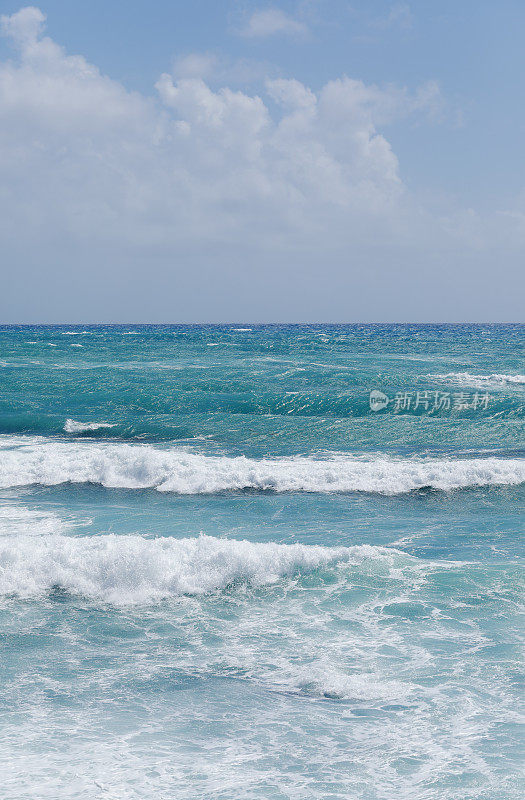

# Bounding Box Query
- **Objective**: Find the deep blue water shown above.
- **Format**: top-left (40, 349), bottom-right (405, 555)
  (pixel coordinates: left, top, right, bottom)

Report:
top-left (0, 324), bottom-right (523, 799)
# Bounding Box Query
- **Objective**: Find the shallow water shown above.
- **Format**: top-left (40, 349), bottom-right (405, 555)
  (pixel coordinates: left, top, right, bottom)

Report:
top-left (0, 324), bottom-right (523, 799)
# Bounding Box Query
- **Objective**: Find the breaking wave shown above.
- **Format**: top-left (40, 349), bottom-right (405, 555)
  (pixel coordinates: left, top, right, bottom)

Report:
top-left (0, 533), bottom-right (401, 603)
top-left (0, 438), bottom-right (524, 494)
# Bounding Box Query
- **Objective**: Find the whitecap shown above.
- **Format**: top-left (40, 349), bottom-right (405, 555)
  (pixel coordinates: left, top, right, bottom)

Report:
top-left (430, 372), bottom-right (525, 388)
top-left (0, 438), bottom-right (523, 494)
top-left (63, 419), bottom-right (116, 434)
top-left (0, 533), bottom-right (402, 603)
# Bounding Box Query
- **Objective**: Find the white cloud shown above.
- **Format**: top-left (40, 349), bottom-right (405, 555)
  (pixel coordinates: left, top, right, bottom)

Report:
top-left (239, 8), bottom-right (307, 38)
top-left (172, 51), bottom-right (274, 88)
top-left (172, 52), bottom-right (219, 80)
top-left (373, 3), bottom-right (414, 31)
top-left (0, 7), bottom-right (522, 321)
top-left (1, 4), bottom-right (45, 44)
top-left (0, 5), bottom-right (417, 252)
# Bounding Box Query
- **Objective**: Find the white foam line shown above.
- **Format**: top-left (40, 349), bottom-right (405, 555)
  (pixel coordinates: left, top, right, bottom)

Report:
top-left (430, 372), bottom-right (525, 387)
top-left (0, 438), bottom-right (523, 494)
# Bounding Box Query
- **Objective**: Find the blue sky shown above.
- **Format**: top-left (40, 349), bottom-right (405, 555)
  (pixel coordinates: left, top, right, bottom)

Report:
top-left (0, 1), bottom-right (523, 321)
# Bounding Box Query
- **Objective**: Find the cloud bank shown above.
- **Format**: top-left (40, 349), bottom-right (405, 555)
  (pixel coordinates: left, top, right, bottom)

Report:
top-left (0, 7), bottom-right (522, 321)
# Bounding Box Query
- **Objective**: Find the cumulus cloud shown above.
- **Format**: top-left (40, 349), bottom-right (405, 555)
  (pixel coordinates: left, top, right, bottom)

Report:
top-left (239, 8), bottom-right (307, 38)
top-left (0, 7), bottom-right (522, 322)
top-left (0, 5), bottom-right (419, 251)
top-left (1, 4), bottom-right (45, 43)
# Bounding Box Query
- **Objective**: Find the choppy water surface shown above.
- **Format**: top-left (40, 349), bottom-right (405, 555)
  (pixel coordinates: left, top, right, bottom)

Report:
top-left (0, 324), bottom-right (523, 799)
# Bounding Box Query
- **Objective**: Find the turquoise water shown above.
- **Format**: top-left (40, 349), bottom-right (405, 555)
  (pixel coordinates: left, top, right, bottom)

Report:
top-left (0, 324), bottom-right (523, 799)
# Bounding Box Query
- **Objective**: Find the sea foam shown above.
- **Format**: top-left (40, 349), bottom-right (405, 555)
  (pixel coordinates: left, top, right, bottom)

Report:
top-left (0, 505), bottom-right (76, 537)
top-left (0, 534), bottom-right (395, 603)
top-left (430, 372), bottom-right (525, 388)
top-left (0, 439), bottom-right (524, 494)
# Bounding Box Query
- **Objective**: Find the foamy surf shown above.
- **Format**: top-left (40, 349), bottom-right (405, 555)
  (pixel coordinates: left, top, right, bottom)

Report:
top-left (0, 438), bottom-right (524, 494)
top-left (0, 505), bottom-right (80, 537)
top-left (0, 324), bottom-right (522, 800)
top-left (430, 372), bottom-right (525, 388)
top-left (0, 533), bottom-right (401, 603)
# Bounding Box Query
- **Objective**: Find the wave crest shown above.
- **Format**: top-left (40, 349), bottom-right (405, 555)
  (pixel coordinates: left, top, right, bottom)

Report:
top-left (0, 534), bottom-right (398, 603)
top-left (0, 439), bottom-right (524, 494)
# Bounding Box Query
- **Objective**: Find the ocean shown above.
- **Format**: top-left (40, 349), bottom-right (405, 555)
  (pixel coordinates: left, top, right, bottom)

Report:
top-left (0, 323), bottom-right (523, 799)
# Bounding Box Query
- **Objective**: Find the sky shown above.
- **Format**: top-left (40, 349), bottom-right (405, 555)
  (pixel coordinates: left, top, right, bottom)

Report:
top-left (0, 0), bottom-right (523, 322)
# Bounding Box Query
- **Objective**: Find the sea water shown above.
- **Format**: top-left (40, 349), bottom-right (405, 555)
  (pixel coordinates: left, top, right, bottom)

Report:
top-left (0, 324), bottom-right (523, 799)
